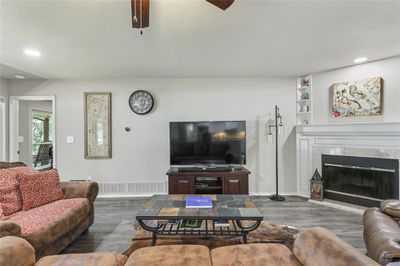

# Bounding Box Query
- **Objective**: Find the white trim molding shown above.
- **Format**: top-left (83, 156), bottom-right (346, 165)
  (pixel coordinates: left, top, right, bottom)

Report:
top-left (297, 122), bottom-right (400, 137)
top-left (296, 122), bottom-right (400, 198)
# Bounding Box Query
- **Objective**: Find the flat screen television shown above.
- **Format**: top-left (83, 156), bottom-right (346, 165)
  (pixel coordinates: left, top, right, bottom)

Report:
top-left (170, 121), bottom-right (246, 165)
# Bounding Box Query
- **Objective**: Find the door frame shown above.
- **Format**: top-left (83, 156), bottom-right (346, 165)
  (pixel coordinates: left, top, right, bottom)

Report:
top-left (0, 96), bottom-right (5, 161)
top-left (9, 95), bottom-right (56, 167)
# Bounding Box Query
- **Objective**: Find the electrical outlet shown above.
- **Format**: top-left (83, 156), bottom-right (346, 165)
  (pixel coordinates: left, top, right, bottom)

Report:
top-left (87, 176), bottom-right (92, 181)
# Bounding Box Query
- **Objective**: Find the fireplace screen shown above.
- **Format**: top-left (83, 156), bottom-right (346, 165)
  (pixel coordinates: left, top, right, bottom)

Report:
top-left (322, 155), bottom-right (399, 207)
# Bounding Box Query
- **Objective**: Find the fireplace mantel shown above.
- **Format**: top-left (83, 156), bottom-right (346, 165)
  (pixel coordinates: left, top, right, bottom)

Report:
top-left (297, 122), bottom-right (400, 136)
top-left (296, 122), bottom-right (400, 198)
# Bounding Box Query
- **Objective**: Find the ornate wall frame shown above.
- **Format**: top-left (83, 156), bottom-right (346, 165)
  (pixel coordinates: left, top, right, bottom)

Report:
top-left (84, 92), bottom-right (112, 159)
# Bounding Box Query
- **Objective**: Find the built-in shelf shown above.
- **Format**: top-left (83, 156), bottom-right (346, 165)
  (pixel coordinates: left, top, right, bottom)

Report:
top-left (296, 75), bottom-right (312, 125)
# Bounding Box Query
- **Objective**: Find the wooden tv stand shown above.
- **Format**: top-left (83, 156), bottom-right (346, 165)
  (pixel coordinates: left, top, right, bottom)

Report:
top-left (167, 167), bottom-right (250, 195)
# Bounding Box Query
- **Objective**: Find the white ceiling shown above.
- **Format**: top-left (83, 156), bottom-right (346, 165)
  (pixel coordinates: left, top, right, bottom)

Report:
top-left (0, 0), bottom-right (399, 79)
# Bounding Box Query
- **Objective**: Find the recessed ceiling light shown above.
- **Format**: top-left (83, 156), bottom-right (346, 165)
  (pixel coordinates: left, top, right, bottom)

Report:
top-left (14, 74), bottom-right (26, 79)
top-left (353, 57), bottom-right (368, 64)
top-left (24, 49), bottom-right (41, 57)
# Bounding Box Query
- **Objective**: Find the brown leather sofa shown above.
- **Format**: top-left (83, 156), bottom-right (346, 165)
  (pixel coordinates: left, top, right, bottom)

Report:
top-left (363, 200), bottom-right (400, 265)
top-left (0, 227), bottom-right (378, 266)
top-left (0, 162), bottom-right (99, 259)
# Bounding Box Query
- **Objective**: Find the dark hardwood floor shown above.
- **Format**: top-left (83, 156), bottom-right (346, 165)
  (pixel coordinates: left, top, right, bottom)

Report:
top-left (62, 196), bottom-right (365, 254)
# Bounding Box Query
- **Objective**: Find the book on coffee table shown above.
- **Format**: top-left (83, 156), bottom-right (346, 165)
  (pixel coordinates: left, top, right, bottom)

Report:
top-left (181, 219), bottom-right (203, 229)
top-left (214, 220), bottom-right (230, 227)
top-left (185, 196), bottom-right (213, 208)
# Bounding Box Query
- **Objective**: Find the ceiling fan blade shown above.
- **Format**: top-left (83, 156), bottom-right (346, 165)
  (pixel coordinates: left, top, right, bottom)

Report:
top-left (206, 0), bottom-right (234, 10)
top-left (131, 0), bottom-right (150, 28)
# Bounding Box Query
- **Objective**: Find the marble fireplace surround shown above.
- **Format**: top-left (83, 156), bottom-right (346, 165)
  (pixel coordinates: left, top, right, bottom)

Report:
top-left (296, 122), bottom-right (400, 201)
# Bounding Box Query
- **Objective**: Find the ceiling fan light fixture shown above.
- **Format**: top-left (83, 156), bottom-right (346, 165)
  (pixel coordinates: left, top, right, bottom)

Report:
top-left (14, 74), bottom-right (26, 79)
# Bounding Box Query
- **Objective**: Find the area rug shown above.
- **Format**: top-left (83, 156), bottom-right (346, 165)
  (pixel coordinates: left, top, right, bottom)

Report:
top-left (123, 221), bottom-right (299, 256)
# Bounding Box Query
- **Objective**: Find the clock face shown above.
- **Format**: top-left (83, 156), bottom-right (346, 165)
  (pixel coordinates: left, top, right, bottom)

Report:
top-left (129, 90), bottom-right (154, 115)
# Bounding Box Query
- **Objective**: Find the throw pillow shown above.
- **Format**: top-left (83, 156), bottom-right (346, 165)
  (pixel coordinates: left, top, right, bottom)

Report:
top-left (17, 169), bottom-right (65, 210)
top-left (0, 169), bottom-right (23, 216)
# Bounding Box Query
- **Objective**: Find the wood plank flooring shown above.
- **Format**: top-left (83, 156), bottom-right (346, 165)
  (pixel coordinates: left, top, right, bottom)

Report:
top-left (62, 196), bottom-right (365, 254)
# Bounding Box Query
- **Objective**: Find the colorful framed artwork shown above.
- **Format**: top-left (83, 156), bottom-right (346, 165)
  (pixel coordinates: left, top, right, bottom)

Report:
top-left (332, 77), bottom-right (382, 117)
top-left (84, 92), bottom-right (112, 159)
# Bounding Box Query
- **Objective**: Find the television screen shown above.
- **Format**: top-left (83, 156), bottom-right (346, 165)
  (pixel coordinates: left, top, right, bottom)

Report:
top-left (169, 121), bottom-right (246, 165)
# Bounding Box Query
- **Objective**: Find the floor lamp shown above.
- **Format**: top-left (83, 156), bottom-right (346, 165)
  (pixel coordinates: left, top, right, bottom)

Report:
top-left (266, 105), bottom-right (285, 201)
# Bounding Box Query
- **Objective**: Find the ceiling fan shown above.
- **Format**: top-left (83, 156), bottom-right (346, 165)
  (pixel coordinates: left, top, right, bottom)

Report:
top-left (131, 0), bottom-right (235, 34)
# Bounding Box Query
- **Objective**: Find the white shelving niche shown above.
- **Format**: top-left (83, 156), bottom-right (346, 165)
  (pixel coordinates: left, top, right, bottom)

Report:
top-left (296, 75), bottom-right (313, 125)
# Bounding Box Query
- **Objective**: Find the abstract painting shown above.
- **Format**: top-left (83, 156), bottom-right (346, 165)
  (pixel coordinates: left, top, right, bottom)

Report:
top-left (332, 77), bottom-right (382, 117)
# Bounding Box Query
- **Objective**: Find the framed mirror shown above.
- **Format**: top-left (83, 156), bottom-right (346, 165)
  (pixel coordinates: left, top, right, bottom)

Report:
top-left (84, 92), bottom-right (112, 159)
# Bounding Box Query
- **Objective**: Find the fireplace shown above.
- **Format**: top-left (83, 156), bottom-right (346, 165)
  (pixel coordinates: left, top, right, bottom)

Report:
top-left (322, 154), bottom-right (399, 207)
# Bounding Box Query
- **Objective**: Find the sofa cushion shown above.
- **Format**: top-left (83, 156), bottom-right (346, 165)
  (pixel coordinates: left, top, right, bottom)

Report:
top-left (125, 245), bottom-right (212, 266)
top-left (7, 166), bottom-right (39, 175)
top-left (0, 161), bottom-right (26, 169)
top-left (36, 253), bottom-right (127, 266)
top-left (0, 169), bottom-right (23, 216)
top-left (18, 169), bottom-right (64, 210)
top-left (211, 243), bottom-right (301, 266)
top-left (381, 200), bottom-right (400, 219)
top-left (4, 198), bottom-right (90, 248)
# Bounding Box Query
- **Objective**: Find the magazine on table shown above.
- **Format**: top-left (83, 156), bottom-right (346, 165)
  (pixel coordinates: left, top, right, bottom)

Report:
top-left (185, 196), bottom-right (213, 208)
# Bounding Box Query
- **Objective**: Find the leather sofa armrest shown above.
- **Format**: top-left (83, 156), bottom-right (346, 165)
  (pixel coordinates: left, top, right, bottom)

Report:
top-left (363, 207), bottom-right (400, 265)
top-left (61, 181), bottom-right (99, 203)
top-left (293, 227), bottom-right (379, 266)
top-left (0, 236), bottom-right (35, 266)
top-left (0, 221), bottom-right (22, 238)
top-left (61, 181), bottom-right (99, 225)
top-left (381, 200), bottom-right (400, 219)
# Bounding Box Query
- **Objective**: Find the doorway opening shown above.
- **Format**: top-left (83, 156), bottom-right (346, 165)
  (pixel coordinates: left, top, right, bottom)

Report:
top-left (32, 109), bottom-right (53, 170)
top-left (9, 96), bottom-right (56, 170)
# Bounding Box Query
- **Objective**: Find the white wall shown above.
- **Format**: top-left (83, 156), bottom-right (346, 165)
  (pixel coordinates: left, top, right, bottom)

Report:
top-left (0, 78), bottom-right (9, 160)
top-left (312, 56), bottom-right (400, 124)
top-left (8, 78), bottom-right (297, 194)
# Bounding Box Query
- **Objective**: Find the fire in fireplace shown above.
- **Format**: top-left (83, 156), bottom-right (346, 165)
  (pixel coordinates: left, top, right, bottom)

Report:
top-left (322, 154), bottom-right (399, 207)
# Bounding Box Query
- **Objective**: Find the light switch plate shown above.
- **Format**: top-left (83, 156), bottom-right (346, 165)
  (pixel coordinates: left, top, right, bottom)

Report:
top-left (66, 136), bottom-right (74, 144)
top-left (17, 136), bottom-right (24, 143)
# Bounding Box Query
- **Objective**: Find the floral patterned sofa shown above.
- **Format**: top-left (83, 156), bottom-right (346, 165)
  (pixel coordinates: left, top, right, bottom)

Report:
top-left (0, 162), bottom-right (99, 259)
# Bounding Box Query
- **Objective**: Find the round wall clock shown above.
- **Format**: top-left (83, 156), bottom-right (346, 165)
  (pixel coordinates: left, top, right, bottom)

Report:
top-left (129, 90), bottom-right (154, 115)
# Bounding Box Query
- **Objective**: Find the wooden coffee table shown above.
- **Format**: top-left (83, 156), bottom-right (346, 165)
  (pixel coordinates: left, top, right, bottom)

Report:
top-left (136, 194), bottom-right (263, 246)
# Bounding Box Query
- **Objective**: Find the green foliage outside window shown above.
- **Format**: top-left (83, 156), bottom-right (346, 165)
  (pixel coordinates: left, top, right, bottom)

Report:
top-left (32, 118), bottom-right (44, 155)
top-left (32, 117), bottom-right (52, 155)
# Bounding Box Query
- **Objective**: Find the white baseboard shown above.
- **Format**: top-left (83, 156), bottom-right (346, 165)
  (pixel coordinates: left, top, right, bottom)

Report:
top-left (98, 193), bottom-right (167, 198)
top-left (249, 192), bottom-right (298, 196)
